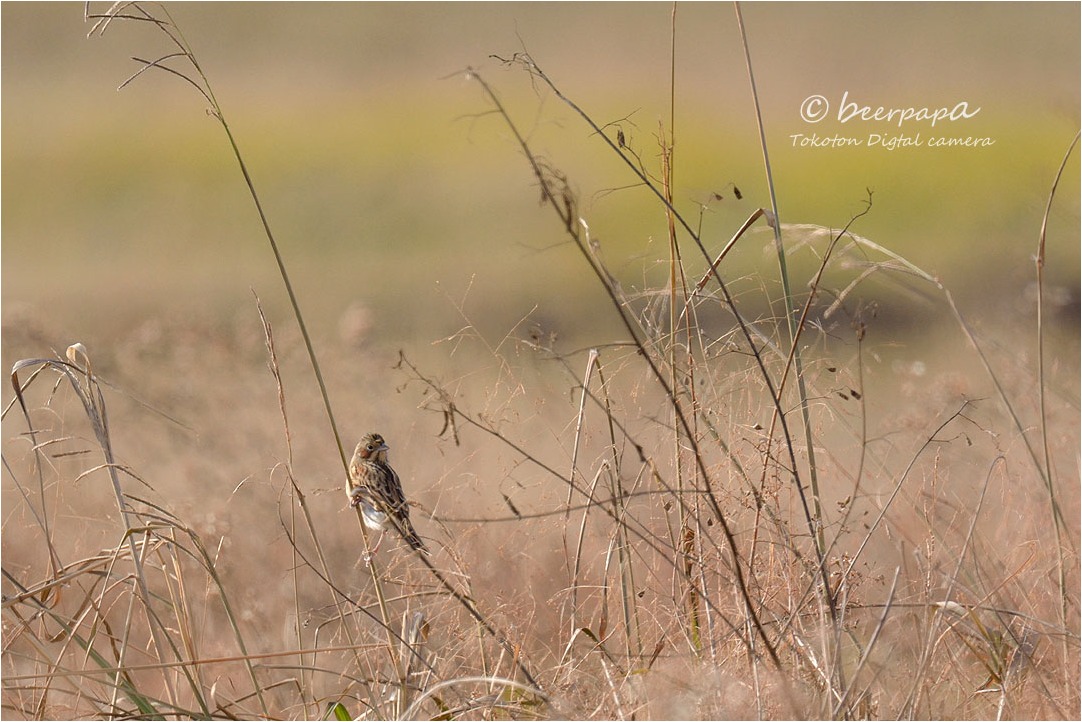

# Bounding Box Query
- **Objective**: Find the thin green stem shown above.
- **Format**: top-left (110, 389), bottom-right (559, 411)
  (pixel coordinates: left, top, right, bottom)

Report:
top-left (1032, 129), bottom-right (1079, 704)
top-left (733, 0), bottom-right (830, 608)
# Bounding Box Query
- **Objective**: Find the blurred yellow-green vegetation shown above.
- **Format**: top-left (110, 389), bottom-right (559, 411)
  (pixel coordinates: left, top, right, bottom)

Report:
top-left (2, 2), bottom-right (1079, 350)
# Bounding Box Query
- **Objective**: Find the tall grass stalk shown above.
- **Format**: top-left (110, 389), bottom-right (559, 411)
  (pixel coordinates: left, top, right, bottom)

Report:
top-left (1034, 131), bottom-right (1080, 697)
top-left (87, 5), bottom-right (412, 712)
top-left (85, 0), bottom-right (546, 709)
top-left (483, 44), bottom-right (836, 646)
top-left (464, 62), bottom-right (783, 669)
top-left (733, 1), bottom-right (836, 639)
top-left (9, 347), bottom-right (270, 717)
top-left (254, 293), bottom-right (376, 716)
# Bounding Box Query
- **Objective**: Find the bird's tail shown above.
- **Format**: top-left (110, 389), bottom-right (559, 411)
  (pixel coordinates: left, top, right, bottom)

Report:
top-left (395, 517), bottom-right (429, 554)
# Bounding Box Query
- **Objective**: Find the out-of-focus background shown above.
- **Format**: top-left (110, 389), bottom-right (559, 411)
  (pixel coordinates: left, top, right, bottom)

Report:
top-left (3, 2), bottom-right (1079, 349)
top-left (2, 4), bottom-right (1079, 718)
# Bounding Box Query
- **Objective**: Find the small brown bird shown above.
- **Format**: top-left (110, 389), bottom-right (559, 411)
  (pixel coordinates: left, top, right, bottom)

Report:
top-left (348, 432), bottom-right (427, 554)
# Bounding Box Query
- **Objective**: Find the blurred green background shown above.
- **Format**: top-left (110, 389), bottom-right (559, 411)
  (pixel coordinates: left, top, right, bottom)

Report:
top-left (3, 1), bottom-right (1079, 352)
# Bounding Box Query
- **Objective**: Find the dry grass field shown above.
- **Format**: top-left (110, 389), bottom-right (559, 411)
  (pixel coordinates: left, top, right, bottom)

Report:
top-left (2, 3), bottom-right (1079, 720)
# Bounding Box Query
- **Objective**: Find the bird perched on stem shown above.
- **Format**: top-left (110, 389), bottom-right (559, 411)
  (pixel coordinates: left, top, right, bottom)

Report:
top-left (348, 432), bottom-right (427, 554)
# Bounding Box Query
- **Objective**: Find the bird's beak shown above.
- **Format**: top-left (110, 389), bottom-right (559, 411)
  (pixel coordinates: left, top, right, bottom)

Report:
top-left (379, 443), bottom-right (390, 452)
